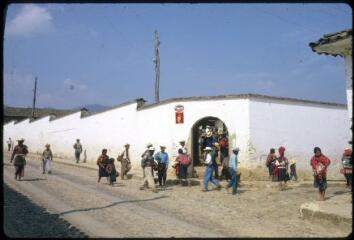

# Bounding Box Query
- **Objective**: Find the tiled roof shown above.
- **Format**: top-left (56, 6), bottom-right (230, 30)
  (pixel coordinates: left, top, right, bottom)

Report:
top-left (4, 106), bottom-right (76, 118)
top-left (309, 29), bottom-right (352, 57)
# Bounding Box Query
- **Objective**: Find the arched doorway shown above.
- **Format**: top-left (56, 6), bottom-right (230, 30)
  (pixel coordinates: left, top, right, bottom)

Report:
top-left (191, 116), bottom-right (229, 166)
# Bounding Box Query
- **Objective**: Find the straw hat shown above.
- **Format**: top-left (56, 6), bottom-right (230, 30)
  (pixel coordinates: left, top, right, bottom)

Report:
top-left (45, 144), bottom-right (50, 147)
top-left (148, 146), bottom-right (155, 151)
top-left (204, 147), bottom-right (213, 151)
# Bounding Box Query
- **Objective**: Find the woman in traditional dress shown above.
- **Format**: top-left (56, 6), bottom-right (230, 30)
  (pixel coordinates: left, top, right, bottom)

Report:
top-left (106, 158), bottom-right (117, 186)
top-left (277, 146), bottom-right (289, 190)
top-left (96, 149), bottom-right (109, 183)
top-left (10, 139), bottom-right (28, 181)
top-left (310, 147), bottom-right (331, 201)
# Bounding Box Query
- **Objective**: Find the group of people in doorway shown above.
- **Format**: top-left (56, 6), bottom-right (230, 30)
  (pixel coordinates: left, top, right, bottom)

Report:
top-left (8, 137), bottom-right (352, 201)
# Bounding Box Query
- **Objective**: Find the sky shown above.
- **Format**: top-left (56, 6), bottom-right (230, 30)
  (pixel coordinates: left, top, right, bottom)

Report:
top-left (3, 3), bottom-right (352, 109)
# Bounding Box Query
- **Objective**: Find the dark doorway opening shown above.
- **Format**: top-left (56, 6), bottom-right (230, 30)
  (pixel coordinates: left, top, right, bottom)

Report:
top-left (191, 117), bottom-right (229, 166)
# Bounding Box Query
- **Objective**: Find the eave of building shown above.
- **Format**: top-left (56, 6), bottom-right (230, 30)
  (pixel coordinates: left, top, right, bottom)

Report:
top-left (138, 93), bottom-right (347, 111)
top-left (309, 29), bottom-right (352, 57)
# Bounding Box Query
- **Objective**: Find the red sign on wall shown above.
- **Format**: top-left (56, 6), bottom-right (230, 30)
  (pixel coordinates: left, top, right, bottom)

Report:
top-left (175, 105), bottom-right (184, 124)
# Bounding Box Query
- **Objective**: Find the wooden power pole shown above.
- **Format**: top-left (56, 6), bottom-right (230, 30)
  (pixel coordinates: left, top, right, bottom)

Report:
top-left (153, 30), bottom-right (160, 103)
top-left (31, 77), bottom-right (37, 119)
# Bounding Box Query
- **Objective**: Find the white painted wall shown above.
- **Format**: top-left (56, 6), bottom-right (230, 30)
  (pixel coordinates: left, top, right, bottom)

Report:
top-left (3, 99), bottom-right (251, 171)
top-left (248, 98), bottom-right (350, 179)
top-left (3, 96), bottom-right (349, 179)
top-left (345, 54), bottom-right (352, 140)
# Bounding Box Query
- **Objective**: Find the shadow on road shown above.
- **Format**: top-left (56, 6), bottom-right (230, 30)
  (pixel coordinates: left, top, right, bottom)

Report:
top-left (58, 195), bottom-right (169, 216)
top-left (19, 178), bottom-right (47, 182)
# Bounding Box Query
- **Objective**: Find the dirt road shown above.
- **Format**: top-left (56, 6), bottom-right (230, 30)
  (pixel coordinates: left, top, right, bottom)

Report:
top-left (3, 154), bottom-right (352, 238)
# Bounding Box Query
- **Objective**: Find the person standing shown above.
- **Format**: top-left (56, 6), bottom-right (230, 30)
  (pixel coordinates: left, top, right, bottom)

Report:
top-left (96, 149), bottom-right (109, 183)
top-left (311, 147), bottom-right (331, 201)
top-left (289, 159), bottom-right (298, 181)
top-left (42, 144), bottom-right (53, 174)
top-left (106, 158), bottom-right (117, 186)
top-left (117, 143), bottom-right (132, 180)
top-left (218, 134), bottom-right (228, 165)
top-left (341, 148), bottom-right (352, 188)
top-left (154, 145), bottom-right (169, 187)
top-left (212, 143), bottom-right (220, 180)
top-left (266, 148), bottom-right (276, 180)
top-left (10, 139), bottom-right (28, 181)
top-left (141, 143), bottom-right (153, 178)
top-left (203, 147), bottom-right (221, 192)
top-left (73, 139), bottom-right (83, 164)
top-left (7, 138), bottom-right (13, 151)
top-left (175, 148), bottom-right (192, 185)
top-left (177, 140), bottom-right (188, 154)
top-left (140, 146), bottom-right (158, 193)
top-left (277, 146), bottom-right (289, 190)
top-left (226, 147), bottom-right (240, 195)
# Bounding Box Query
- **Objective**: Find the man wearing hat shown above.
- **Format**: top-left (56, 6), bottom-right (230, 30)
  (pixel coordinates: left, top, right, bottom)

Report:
top-left (203, 146), bottom-right (221, 192)
top-left (117, 143), bottom-right (131, 180)
top-left (141, 143), bottom-right (154, 178)
top-left (11, 139), bottom-right (28, 181)
top-left (154, 145), bottom-right (170, 187)
top-left (226, 147), bottom-right (240, 195)
top-left (7, 137), bottom-right (13, 151)
top-left (140, 146), bottom-right (158, 193)
top-left (177, 140), bottom-right (188, 155)
top-left (73, 139), bottom-right (83, 164)
top-left (42, 144), bottom-right (53, 174)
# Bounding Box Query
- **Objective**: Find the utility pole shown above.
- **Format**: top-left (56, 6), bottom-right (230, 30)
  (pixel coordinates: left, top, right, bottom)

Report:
top-left (31, 77), bottom-right (37, 119)
top-left (153, 30), bottom-right (160, 103)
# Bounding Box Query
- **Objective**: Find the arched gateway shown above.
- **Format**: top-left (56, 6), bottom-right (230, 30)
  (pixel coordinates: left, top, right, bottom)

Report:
top-left (191, 116), bottom-right (229, 166)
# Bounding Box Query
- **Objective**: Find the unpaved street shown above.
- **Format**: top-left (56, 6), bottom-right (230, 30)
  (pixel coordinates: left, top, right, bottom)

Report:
top-left (3, 153), bottom-right (352, 238)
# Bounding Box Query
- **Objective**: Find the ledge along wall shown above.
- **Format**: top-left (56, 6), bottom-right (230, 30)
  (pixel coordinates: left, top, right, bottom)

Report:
top-left (3, 96), bottom-right (349, 179)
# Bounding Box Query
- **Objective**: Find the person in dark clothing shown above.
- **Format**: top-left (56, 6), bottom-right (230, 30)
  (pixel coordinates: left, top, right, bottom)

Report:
top-left (11, 139), bottom-right (28, 181)
top-left (97, 149), bottom-right (109, 183)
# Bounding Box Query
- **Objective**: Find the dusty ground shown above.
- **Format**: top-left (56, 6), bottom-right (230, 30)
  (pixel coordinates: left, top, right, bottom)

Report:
top-left (3, 153), bottom-right (352, 238)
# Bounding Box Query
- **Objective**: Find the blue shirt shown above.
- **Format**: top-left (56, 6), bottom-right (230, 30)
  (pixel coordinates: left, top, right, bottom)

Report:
top-left (154, 152), bottom-right (169, 165)
top-left (229, 153), bottom-right (238, 170)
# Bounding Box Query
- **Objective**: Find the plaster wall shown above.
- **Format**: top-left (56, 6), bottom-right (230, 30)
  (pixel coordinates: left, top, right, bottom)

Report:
top-left (248, 99), bottom-right (350, 179)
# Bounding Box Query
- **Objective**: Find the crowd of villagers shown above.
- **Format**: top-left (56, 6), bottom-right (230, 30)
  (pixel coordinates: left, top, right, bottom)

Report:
top-left (8, 135), bottom-right (352, 200)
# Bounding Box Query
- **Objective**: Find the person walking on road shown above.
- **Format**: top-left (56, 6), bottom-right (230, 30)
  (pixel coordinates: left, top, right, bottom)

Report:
top-left (97, 149), bottom-right (109, 183)
top-left (311, 147), bottom-right (331, 201)
top-left (73, 139), bottom-right (83, 163)
top-left (203, 147), bottom-right (221, 192)
top-left (7, 138), bottom-right (13, 151)
top-left (10, 138), bottom-right (28, 181)
top-left (154, 145), bottom-right (170, 187)
top-left (42, 144), bottom-right (53, 174)
top-left (140, 146), bottom-right (158, 193)
top-left (226, 147), bottom-right (240, 195)
top-left (117, 143), bottom-right (132, 180)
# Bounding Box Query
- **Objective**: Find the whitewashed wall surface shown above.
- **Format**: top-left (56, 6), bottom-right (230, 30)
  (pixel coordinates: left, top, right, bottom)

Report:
top-left (3, 95), bottom-right (349, 179)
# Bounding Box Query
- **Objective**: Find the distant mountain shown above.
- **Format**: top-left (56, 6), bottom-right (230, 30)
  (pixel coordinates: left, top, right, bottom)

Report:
top-left (74, 104), bottom-right (111, 112)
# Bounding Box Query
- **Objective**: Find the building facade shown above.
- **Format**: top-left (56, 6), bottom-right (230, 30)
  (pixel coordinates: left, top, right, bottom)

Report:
top-left (3, 93), bottom-right (349, 179)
